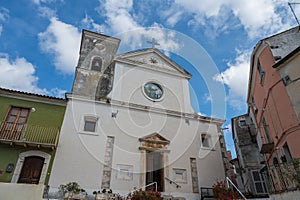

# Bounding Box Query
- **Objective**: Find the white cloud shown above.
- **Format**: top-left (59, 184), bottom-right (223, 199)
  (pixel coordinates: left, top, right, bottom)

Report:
top-left (0, 53), bottom-right (67, 97)
top-left (171, 0), bottom-right (294, 39)
top-left (175, 0), bottom-right (230, 18)
top-left (0, 7), bottom-right (9, 36)
top-left (230, 0), bottom-right (290, 39)
top-left (214, 51), bottom-right (250, 111)
top-left (32, 0), bottom-right (58, 5)
top-left (0, 54), bottom-right (45, 94)
top-left (37, 6), bottom-right (56, 18)
top-left (38, 17), bottom-right (81, 74)
top-left (98, 0), bottom-right (181, 52)
top-left (48, 88), bottom-right (67, 98)
top-left (81, 14), bottom-right (105, 33)
top-left (0, 7), bottom-right (9, 21)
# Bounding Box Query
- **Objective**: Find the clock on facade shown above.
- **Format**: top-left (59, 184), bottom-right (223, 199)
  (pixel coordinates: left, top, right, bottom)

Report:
top-left (143, 82), bottom-right (163, 100)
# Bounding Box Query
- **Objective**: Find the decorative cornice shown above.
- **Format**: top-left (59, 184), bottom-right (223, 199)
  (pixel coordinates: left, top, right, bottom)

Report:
top-left (114, 57), bottom-right (191, 79)
top-left (66, 94), bottom-right (225, 124)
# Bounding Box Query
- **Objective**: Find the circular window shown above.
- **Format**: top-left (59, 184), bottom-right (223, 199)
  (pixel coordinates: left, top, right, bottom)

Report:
top-left (143, 82), bottom-right (163, 100)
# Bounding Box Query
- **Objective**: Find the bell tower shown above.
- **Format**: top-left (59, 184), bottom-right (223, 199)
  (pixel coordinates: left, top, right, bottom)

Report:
top-left (72, 30), bottom-right (120, 99)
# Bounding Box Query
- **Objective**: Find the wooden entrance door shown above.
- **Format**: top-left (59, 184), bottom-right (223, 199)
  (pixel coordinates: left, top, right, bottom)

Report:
top-left (18, 156), bottom-right (45, 184)
top-left (146, 151), bottom-right (164, 191)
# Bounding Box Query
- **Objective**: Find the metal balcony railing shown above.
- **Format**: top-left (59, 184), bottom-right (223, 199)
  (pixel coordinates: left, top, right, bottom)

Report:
top-left (266, 159), bottom-right (300, 193)
top-left (0, 121), bottom-right (60, 149)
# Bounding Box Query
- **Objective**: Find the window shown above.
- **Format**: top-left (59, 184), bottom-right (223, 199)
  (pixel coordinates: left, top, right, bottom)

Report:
top-left (252, 97), bottom-right (258, 113)
top-left (282, 75), bottom-right (291, 86)
top-left (84, 120), bottom-right (96, 132)
top-left (283, 142), bottom-right (292, 162)
top-left (91, 57), bottom-right (103, 71)
top-left (173, 168), bottom-right (187, 183)
top-left (262, 117), bottom-right (272, 143)
top-left (201, 134), bottom-right (211, 148)
top-left (252, 170), bottom-right (267, 194)
top-left (239, 119), bottom-right (247, 127)
top-left (82, 116), bottom-right (98, 133)
top-left (116, 164), bottom-right (133, 180)
top-left (257, 61), bottom-right (265, 86)
top-left (1, 106), bottom-right (30, 140)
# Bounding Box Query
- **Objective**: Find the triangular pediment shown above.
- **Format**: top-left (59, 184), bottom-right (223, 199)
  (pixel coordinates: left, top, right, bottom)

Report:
top-left (116, 48), bottom-right (191, 79)
top-left (139, 133), bottom-right (170, 144)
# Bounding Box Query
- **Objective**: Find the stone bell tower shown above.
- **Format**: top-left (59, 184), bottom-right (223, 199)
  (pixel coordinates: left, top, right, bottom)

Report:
top-left (72, 30), bottom-right (120, 99)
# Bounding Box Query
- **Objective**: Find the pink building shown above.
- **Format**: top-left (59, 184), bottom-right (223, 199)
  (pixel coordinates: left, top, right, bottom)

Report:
top-left (247, 26), bottom-right (300, 192)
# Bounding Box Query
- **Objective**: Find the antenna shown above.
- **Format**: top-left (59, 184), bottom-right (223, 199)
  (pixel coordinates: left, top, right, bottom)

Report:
top-left (288, 2), bottom-right (300, 27)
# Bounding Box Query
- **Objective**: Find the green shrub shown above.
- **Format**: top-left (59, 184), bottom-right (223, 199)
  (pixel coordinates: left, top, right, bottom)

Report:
top-left (128, 190), bottom-right (163, 200)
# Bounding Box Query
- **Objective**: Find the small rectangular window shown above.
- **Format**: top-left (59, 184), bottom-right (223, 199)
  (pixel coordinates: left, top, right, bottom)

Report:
top-left (262, 117), bottom-right (272, 143)
top-left (201, 134), bottom-right (211, 148)
top-left (82, 116), bottom-right (98, 133)
top-left (252, 97), bottom-right (258, 113)
top-left (283, 142), bottom-right (292, 162)
top-left (84, 120), bottom-right (96, 132)
top-left (282, 75), bottom-right (291, 86)
top-left (239, 119), bottom-right (247, 127)
top-left (257, 61), bottom-right (265, 86)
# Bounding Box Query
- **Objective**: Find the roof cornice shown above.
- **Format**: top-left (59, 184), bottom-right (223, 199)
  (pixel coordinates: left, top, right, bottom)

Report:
top-left (66, 94), bottom-right (225, 125)
top-left (0, 88), bottom-right (66, 106)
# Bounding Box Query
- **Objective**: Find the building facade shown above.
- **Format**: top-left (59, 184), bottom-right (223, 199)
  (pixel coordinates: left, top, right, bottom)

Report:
top-left (0, 88), bottom-right (66, 200)
top-left (247, 26), bottom-right (300, 193)
top-left (48, 30), bottom-right (227, 199)
top-left (232, 114), bottom-right (268, 196)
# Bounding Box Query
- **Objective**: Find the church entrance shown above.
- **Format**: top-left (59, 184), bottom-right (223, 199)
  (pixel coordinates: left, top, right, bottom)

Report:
top-left (146, 151), bottom-right (164, 192)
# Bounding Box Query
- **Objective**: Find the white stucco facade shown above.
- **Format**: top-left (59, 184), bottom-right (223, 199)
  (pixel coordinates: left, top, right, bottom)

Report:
top-left (49, 31), bottom-right (225, 199)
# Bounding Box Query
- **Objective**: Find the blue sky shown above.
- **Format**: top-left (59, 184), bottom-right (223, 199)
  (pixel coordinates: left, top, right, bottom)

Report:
top-left (0, 0), bottom-right (299, 157)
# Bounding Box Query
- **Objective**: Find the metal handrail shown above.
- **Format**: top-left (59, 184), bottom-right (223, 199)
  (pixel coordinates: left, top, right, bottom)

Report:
top-left (226, 176), bottom-right (247, 200)
top-left (165, 177), bottom-right (181, 188)
top-left (144, 182), bottom-right (157, 192)
top-left (132, 182), bottom-right (158, 192)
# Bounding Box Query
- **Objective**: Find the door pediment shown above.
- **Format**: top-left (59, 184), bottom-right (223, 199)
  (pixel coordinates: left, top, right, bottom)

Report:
top-left (139, 133), bottom-right (169, 151)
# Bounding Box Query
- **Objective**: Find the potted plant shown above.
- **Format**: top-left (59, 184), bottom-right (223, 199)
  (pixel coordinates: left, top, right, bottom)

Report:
top-left (93, 189), bottom-right (114, 200)
top-left (59, 182), bottom-right (87, 200)
top-left (212, 180), bottom-right (240, 200)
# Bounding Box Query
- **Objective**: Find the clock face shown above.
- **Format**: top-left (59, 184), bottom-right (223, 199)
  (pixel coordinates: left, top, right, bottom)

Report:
top-left (143, 82), bottom-right (163, 100)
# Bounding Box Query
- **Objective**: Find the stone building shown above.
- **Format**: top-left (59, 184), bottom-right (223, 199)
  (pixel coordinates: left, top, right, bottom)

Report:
top-left (232, 114), bottom-right (268, 196)
top-left (48, 30), bottom-right (227, 199)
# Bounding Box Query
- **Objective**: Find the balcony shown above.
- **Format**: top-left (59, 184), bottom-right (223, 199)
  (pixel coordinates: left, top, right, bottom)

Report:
top-left (260, 137), bottom-right (274, 154)
top-left (0, 121), bottom-right (60, 149)
top-left (266, 159), bottom-right (300, 193)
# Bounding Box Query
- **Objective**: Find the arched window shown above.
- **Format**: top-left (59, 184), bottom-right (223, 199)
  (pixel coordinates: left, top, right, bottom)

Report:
top-left (91, 57), bottom-right (103, 72)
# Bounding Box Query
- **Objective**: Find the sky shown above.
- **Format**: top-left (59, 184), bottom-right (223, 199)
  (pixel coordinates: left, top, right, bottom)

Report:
top-left (0, 0), bottom-right (299, 158)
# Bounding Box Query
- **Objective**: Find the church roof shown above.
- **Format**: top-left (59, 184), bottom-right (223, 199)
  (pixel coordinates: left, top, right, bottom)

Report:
top-left (115, 48), bottom-right (192, 79)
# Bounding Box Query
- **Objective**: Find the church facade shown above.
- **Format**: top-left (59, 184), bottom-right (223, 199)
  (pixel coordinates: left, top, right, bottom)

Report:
top-left (49, 30), bottom-right (226, 199)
